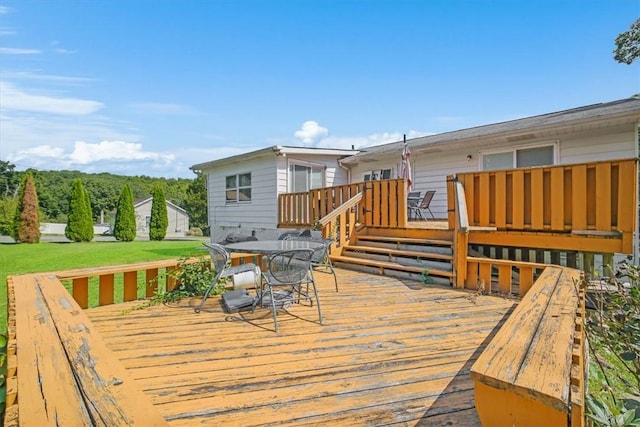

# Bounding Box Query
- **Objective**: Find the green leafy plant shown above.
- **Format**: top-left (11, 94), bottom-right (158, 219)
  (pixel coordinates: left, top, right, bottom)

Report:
top-left (122, 256), bottom-right (226, 313)
top-left (420, 265), bottom-right (434, 285)
top-left (587, 391), bottom-right (640, 427)
top-left (0, 333), bottom-right (7, 423)
top-left (586, 261), bottom-right (640, 426)
top-left (113, 183), bottom-right (136, 241)
top-left (149, 184), bottom-right (168, 241)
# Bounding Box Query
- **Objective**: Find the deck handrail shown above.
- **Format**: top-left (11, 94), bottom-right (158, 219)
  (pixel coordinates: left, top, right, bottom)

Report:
top-left (317, 192), bottom-right (363, 228)
top-left (456, 157), bottom-right (638, 253)
top-left (470, 266), bottom-right (587, 426)
top-left (278, 178), bottom-right (412, 229)
top-left (6, 273), bottom-right (170, 426)
top-left (449, 176), bottom-right (470, 288)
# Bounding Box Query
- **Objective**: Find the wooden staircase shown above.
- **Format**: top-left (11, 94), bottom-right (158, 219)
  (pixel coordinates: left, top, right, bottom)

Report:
top-left (330, 228), bottom-right (455, 286)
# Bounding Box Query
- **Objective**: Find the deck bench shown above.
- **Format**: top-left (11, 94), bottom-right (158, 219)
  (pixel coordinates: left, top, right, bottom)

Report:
top-left (470, 266), bottom-right (586, 426)
top-left (8, 274), bottom-right (168, 426)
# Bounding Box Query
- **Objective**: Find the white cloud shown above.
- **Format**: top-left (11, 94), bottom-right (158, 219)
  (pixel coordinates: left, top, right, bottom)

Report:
top-left (16, 145), bottom-right (66, 158)
top-left (294, 120), bottom-right (329, 145)
top-left (0, 47), bottom-right (41, 55)
top-left (69, 140), bottom-right (174, 164)
top-left (0, 81), bottom-right (103, 115)
top-left (127, 102), bottom-right (199, 115)
top-left (1, 71), bottom-right (96, 84)
top-left (7, 140), bottom-right (178, 176)
top-left (313, 129), bottom-right (429, 150)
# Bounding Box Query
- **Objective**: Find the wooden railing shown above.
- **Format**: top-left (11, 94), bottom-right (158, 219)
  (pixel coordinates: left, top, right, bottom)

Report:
top-left (279, 181), bottom-right (367, 228)
top-left (6, 273), bottom-right (170, 426)
top-left (455, 158), bottom-right (638, 253)
top-left (470, 266), bottom-right (587, 426)
top-left (315, 193), bottom-right (362, 255)
top-left (4, 253), bottom-right (259, 426)
top-left (449, 176), bottom-right (470, 288)
top-left (278, 179), bottom-right (411, 229)
top-left (6, 252), bottom-right (586, 426)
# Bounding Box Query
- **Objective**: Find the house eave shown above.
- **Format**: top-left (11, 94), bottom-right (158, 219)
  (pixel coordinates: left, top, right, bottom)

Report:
top-left (340, 97), bottom-right (640, 166)
top-left (191, 146), bottom-right (360, 171)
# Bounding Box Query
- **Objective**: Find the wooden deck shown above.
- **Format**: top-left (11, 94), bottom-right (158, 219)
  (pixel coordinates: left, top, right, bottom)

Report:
top-left (86, 268), bottom-right (516, 426)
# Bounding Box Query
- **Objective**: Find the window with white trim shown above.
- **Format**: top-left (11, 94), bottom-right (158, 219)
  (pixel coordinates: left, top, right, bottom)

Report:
top-left (289, 163), bottom-right (325, 192)
top-left (225, 173), bottom-right (252, 203)
top-left (482, 144), bottom-right (556, 171)
top-left (364, 168), bottom-right (392, 181)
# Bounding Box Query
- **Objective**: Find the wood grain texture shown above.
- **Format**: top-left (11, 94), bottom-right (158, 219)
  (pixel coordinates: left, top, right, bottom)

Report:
top-left (13, 274), bottom-right (169, 426)
top-left (470, 266), bottom-right (583, 425)
top-left (86, 268), bottom-right (515, 426)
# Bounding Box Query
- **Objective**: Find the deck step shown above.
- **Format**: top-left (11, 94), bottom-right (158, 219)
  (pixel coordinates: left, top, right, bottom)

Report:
top-left (332, 230), bottom-right (456, 285)
top-left (331, 255), bottom-right (454, 278)
top-left (344, 245), bottom-right (453, 262)
top-left (356, 235), bottom-right (453, 247)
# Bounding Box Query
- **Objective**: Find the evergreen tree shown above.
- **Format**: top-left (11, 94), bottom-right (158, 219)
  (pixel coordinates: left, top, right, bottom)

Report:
top-left (183, 171), bottom-right (208, 235)
top-left (0, 197), bottom-right (18, 237)
top-left (12, 174), bottom-right (40, 243)
top-left (113, 183), bottom-right (137, 241)
top-left (65, 179), bottom-right (94, 242)
top-left (149, 185), bottom-right (168, 241)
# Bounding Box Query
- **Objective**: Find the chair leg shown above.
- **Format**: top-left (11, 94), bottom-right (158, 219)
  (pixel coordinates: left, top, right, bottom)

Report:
top-left (194, 276), bottom-right (221, 313)
top-left (308, 270), bottom-right (323, 325)
top-left (267, 286), bottom-right (279, 333)
top-left (327, 264), bottom-right (339, 292)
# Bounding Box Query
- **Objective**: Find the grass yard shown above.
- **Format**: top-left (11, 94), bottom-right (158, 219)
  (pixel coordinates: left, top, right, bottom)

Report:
top-left (0, 238), bottom-right (209, 334)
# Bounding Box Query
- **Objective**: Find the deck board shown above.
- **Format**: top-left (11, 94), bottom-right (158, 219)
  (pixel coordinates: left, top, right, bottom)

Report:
top-left (87, 268), bottom-right (515, 426)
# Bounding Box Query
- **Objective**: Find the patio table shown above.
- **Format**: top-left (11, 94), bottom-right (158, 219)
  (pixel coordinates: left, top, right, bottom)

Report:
top-left (224, 239), bottom-right (323, 255)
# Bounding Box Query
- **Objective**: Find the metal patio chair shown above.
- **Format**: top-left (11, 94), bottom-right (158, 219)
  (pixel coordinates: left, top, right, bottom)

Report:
top-left (194, 242), bottom-right (259, 313)
top-left (258, 248), bottom-right (323, 332)
top-left (407, 191), bottom-right (421, 220)
top-left (285, 233), bottom-right (339, 292)
top-left (409, 190), bottom-right (436, 220)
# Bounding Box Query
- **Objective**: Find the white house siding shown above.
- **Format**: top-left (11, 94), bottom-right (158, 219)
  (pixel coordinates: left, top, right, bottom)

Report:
top-left (206, 156), bottom-right (278, 242)
top-left (350, 153), bottom-right (474, 219)
top-left (348, 123), bottom-right (639, 219)
top-left (205, 153), bottom-right (353, 242)
top-left (559, 125), bottom-right (638, 164)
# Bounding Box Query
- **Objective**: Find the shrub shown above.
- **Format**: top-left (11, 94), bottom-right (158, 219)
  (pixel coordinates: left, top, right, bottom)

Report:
top-left (65, 179), bottom-right (93, 242)
top-left (149, 185), bottom-right (168, 241)
top-left (113, 183), bottom-right (136, 241)
top-left (12, 174), bottom-right (40, 243)
top-left (122, 256), bottom-right (225, 313)
top-left (187, 227), bottom-right (203, 237)
top-left (586, 261), bottom-right (640, 426)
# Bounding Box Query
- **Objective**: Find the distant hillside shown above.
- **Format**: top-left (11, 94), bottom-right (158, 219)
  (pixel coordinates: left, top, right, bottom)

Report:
top-left (1, 167), bottom-right (207, 233)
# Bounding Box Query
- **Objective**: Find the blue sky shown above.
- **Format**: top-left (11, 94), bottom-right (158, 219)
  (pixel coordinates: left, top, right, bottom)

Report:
top-left (1, 1), bottom-right (638, 179)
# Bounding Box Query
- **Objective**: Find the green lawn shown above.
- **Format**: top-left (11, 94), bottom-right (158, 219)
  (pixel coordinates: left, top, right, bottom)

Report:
top-left (0, 239), bottom-right (209, 333)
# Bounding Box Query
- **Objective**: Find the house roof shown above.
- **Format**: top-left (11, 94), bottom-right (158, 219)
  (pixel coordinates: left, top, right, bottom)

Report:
top-left (190, 146), bottom-right (360, 171)
top-left (340, 97), bottom-right (640, 165)
top-left (134, 197), bottom-right (189, 215)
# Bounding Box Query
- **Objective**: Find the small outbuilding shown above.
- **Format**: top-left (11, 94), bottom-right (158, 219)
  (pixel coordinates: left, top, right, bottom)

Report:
top-left (134, 197), bottom-right (190, 238)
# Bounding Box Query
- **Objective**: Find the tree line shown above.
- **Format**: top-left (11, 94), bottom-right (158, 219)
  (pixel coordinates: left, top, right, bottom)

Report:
top-left (11, 173), bottom-right (174, 243)
top-left (0, 160), bottom-right (209, 238)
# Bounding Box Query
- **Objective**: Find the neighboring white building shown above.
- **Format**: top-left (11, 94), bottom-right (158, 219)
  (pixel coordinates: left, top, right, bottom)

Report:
top-left (193, 97), bottom-right (640, 244)
top-left (191, 146), bottom-right (359, 242)
top-left (134, 197), bottom-right (190, 238)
